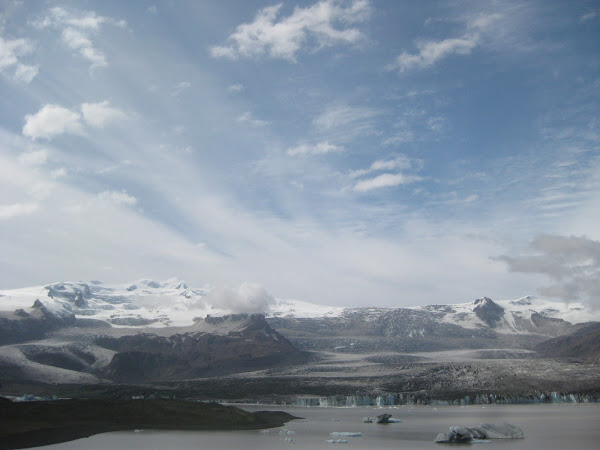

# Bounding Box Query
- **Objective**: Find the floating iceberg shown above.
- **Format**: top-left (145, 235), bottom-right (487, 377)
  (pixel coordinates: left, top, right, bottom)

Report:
top-left (376, 413), bottom-right (392, 423)
top-left (326, 439), bottom-right (348, 444)
top-left (435, 422), bottom-right (524, 443)
top-left (330, 432), bottom-right (362, 437)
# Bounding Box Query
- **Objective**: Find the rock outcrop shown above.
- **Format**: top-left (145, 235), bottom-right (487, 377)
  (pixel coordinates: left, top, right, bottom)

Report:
top-left (99, 314), bottom-right (307, 382)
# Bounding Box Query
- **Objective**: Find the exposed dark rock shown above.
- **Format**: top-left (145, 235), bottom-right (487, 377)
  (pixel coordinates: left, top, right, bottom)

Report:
top-left (98, 314), bottom-right (307, 382)
top-left (74, 293), bottom-right (88, 308)
top-left (14, 309), bottom-right (29, 318)
top-left (0, 302), bottom-right (75, 346)
top-left (473, 297), bottom-right (504, 327)
top-left (46, 283), bottom-right (92, 302)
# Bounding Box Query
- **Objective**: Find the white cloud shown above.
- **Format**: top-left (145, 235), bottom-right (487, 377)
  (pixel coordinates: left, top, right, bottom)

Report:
top-left (312, 104), bottom-right (380, 143)
top-left (22, 101), bottom-right (125, 140)
top-left (428, 116), bottom-right (446, 133)
top-left (33, 6), bottom-right (126, 69)
top-left (313, 104), bottom-right (379, 130)
top-left (287, 141), bottom-right (343, 156)
top-left (237, 111), bottom-right (269, 127)
top-left (18, 149), bottom-right (48, 166)
top-left (580, 10), bottom-right (597, 23)
top-left (171, 81), bottom-right (191, 97)
top-left (97, 190), bottom-right (137, 207)
top-left (0, 203), bottom-right (38, 220)
top-left (390, 36), bottom-right (478, 73)
top-left (350, 155), bottom-right (419, 178)
top-left (227, 83), bottom-right (244, 93)
top-left (13, 63), bottom-right (39, 83)
top-left (353, 173), bottom-right (422, 192)
top-left (496, 235), bottom-right (600, 308)
top-left (61, 27), bottom-right (106, 68)
top-left (22, 104), bottom-right (83, 140)
top-left (51, 168), bottom-right (67, 179)
top-left (0, 35), bottom-right (38, 83)
top-left (147, 5), bottom-right (158, 15)
top-left (81, 101), bottom-right (127, 127)
top-left (204, 283), bottom-right (275, 314)
top-left (210, 0), bottom-right (371, 62)
top-left (388, 13), bottom-right (501, 73)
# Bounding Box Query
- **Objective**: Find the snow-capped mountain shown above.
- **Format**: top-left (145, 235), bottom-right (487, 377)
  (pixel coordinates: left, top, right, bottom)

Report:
top-left (0, 279), bottom-right (597, 333)
top-left (1, 279), bottom-right (599, 390)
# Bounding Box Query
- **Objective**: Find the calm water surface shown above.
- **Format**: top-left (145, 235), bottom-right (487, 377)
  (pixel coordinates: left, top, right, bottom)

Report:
top-left (44, 403), bottom-right (600, 449)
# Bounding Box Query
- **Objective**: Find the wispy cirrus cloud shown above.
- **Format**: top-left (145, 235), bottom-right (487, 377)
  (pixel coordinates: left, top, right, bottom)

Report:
top-left (0, 35), bottom-right (38, 83)
top-left (353, 172), bottom-right (422, 192)
top-left (350, 155), bottom-right (418, 178)
top-left (312, 103), bottom-right (381, 143)
top-left (171, 81), bottom-right (191, 97)
top-left (237, 111), bottom-right (269, 127)
top-left (32, 6), bottom-right (126, 69)
top-left (287, 141), bottom-right (343, 156)
top-left (210, 0), bottom-right (371, 62)
top-left (388, 13), bottom-right (501, 73)
top-left (579, 10), bottom-right (598, 23)
top-left (98, 190), bottom-right (137, 207)
top-left (351, 155), bottom-right (423, 192)
top-left (227, 83), bottom-right (244, 93)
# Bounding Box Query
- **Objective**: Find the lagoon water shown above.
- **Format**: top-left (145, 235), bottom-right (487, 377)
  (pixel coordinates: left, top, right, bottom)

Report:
top-left (44, 404), bottom-right (600, 449)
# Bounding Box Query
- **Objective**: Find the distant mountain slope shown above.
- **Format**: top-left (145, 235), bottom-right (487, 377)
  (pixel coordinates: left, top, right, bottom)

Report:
top-left (99, 314), bottom-right (306, 382)
top-left (535, 322), bottom-right (600, 363)
top-left (1, 279), bottom-right (599, 386)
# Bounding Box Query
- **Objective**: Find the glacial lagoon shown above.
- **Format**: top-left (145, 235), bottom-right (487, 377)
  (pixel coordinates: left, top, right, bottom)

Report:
top-left (44, 403), bottom-right (600, 449)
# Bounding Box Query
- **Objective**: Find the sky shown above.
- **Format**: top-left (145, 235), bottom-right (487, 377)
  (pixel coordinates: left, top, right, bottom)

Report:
top-left (1, 0), bottom-right (599, 308)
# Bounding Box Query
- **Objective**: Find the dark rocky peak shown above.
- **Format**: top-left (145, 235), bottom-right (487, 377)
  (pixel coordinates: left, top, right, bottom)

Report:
top-left (473, 297), bottom-right (505, 327)
top-left (74, 293), bottom-right (88, 308)
top-left (32, 299), bottom-right (45, 309)
top-left (474, 297), bottom-right (494, 306)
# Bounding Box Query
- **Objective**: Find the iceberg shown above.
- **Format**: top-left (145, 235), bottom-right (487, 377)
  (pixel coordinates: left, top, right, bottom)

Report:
top-left (435, 422), bottom-right (524, 443)
top-left (330, 432), bottom-right (362, 437)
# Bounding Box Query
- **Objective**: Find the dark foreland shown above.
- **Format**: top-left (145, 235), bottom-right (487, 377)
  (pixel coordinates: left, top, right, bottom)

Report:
top-left (0, 398), bottom-right (298, 450)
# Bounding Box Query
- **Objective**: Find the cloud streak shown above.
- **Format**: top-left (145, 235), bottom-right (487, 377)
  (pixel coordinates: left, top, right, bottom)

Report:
top-left (388, 13), bottom-right (500, 73)
top-left (353, 173), bottom-right (422, 192)
top-left (287, 141), bottom-right (343, 156)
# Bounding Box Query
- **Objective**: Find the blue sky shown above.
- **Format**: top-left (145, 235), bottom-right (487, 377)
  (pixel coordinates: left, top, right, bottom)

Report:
top-left (1, 0), bottom-right (599, 307)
